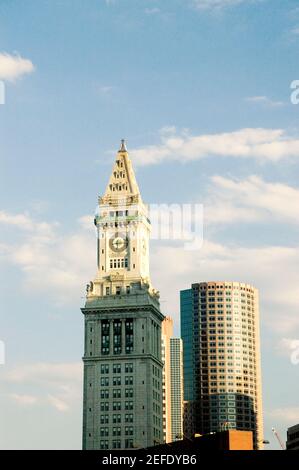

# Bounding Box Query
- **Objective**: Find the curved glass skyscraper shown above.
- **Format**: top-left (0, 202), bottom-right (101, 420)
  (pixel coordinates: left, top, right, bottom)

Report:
top-left (181, 281), bottom-right (263, 449)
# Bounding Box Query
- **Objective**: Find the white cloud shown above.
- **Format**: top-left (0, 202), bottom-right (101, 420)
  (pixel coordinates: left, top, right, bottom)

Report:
top-left (151, 241), bottom-right (299, 334)
top-left (131, 128), bottom-right (299, 166)
top-left (205, 175), bottom-right (299, 226)
top-left (0, 211), bottom-right (58, 238)
top-left (0, 210), bottom-right (94, 304)
top-left (160, 125), bottom-right (177, 135)
top-left (0, 53), bottom-right (35, 82)
top-left (1, 202), bottom-right (299, 338)
top-left (98, 85), bottom-right (114, 95)
top-left (4, 362), bottom-right (82, 414)
top-left (7, 362), bottom-right (82, 384)
top-left (1, 361), bottom-right (82, 448)
top-left (267, 407), bottom-right (299, 424)
top-left (145, 8), bottom-right (161, 15)
top-left (192, 0), bottom-right (250, 10)
top-left (78, 214), bottom-right (95, 230)
top-left (10, 394), bottom-right (38, 406)
top-left (245, 95), bottom-right (284, 107)
top-left (276, 338), bottom-right (299, 357)
top-left (47, 394), bottom-right (70, 412)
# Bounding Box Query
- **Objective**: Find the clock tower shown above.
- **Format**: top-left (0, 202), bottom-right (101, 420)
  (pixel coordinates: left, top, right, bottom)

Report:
top-left (82, 141), bottom-right (164, 450)
top-left (90, 139), bottom-right (157, 297)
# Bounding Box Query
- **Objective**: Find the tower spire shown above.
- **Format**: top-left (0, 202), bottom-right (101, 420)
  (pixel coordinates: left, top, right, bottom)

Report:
top-left (102, 140), bottom-right (140, 200)
top-left (119, 139), bottom-right (127, 152)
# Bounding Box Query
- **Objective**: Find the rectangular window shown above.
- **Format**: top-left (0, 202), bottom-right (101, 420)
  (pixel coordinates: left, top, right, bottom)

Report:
top-left (125, 319), bottom-right (133, 354)
top-left (125, 414), bottom-right (133, 423)
top-left (125, 439), bottom-right (134, 449)
top-left (101, 321), bottom-right (110, 355)
top-left (100, 415), bottom-right (109, 424)
top-left (100, 403), bottom-right (109, 411)
top-left (100, 441), bottom-right (109, 450)
top-left (100, 364), bottom-right (109, 374)
top-left (112, 440), bottom-right (121, 449)
top-left (125, 363), bottom-right (133, 373)
top-left (112, 414), bottom-right (121, 424)
top-left (125, 426), bottom-right (134, 436)
top-left (113, 389), bottom-right (121, 399)
top-left (113, 321), bottom-right (122, 355)
top-left (100, 390), bottom-right (109, 399)
top-left (112, 427), bottom-right (121, 437)
top-left (100, 427), bottom-right (109, 437)
top-left (113, 364), bottom-right (121, 374)
top-left (113, 377), bottom-right (121, 386)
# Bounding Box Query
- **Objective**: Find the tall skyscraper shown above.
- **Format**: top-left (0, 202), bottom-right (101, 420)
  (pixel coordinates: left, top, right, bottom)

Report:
top-left (161, 317), bottom-right (173, 443)
top-left (82, 141), bottom-right (164, 450)
top-left (180, 281), bottom-right (263, 449)
top-left (161, 318), bottom-right (184, 444)
top-left (170, 338), bottom-right (184, 442)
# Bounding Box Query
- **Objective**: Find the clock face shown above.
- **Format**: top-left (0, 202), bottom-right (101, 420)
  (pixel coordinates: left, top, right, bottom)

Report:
top-left (109, 234), bottom-right (127, 253)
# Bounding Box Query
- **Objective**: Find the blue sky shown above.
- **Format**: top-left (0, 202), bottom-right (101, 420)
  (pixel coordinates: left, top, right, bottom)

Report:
top-left (1, 0), bottom-right (299, 449)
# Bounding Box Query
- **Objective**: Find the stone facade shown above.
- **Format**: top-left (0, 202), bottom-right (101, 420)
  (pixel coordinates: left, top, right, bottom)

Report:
top-left (170, 338), bottom-right (184, 442)
top-left (82, 141), bottom-right (164, 450)
top-left (161, 317), bottom-right (173, 443)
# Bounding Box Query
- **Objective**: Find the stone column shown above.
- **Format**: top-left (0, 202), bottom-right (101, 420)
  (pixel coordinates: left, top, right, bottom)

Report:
top-left (99, 319), bottom-right (102, 356)
top-left (97, 226), bottom-right (100, 269)
top-left (121, 319), bottom-right (126, 355)
top-left (109, 319), bottom-right (114, 356)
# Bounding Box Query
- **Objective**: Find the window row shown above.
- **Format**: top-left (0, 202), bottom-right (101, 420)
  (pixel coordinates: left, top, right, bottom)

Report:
top-left (100, 363), bottom-right (134, 374)
top-left (100, 414), bottom-right (134, 424)
top-left (100, 439), bottom-right (134, 450)
top-left (100, 427), bottom-right (134, 437)
top-left (110, 258), bottom-right (129, 269)
top-left (100, 389), bottom-right (134, 399)
top-left (100, 376), bottom-right (133, 386)
top-left (100, 402), bottom-right (134, 411)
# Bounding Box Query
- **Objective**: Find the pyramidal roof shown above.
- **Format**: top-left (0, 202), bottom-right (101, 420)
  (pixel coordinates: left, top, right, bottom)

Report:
top-left (102, 140), bottom-right (141, 201)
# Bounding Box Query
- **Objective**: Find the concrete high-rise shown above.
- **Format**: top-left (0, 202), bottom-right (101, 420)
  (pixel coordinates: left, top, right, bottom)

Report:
top-left (170, 338), bottom-right (184, 442)
top-left (82, 141), bottom-right (164, 450)
top-left (161, 318), bottom-right (184, 444)
top-left (161, 317), bottom-right (173, 443)
top-left (180, 281), bottom-right (263, 449)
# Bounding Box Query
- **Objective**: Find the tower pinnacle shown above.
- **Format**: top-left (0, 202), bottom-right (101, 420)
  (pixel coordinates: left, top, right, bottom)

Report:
top-left (119, 139), bottom-right (127, 152)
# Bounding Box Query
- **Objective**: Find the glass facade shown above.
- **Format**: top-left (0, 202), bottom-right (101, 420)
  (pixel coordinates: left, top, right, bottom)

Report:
top-left (180, 282), bottom-right (262, 449)
top-left (180, 289), bottom-right (194, 402)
